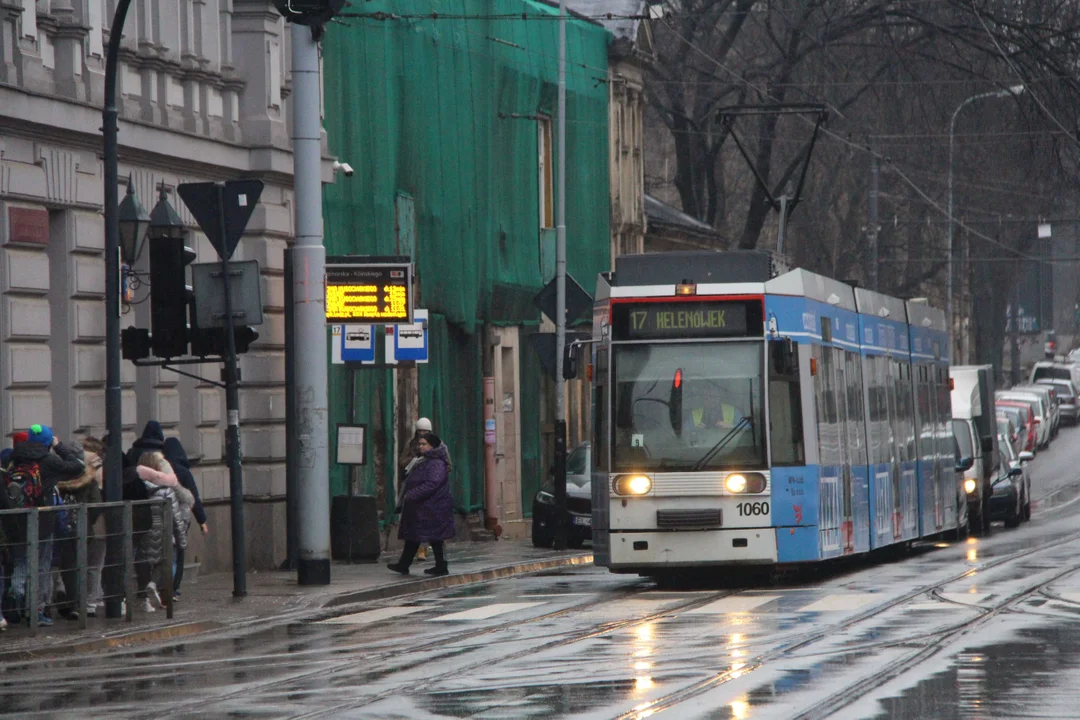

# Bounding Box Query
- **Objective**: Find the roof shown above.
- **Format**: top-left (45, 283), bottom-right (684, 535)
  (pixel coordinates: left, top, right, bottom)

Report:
top-left (564, 0), bottom-right (647, 43)
top-left (645, 194), bottom-right (717, 235)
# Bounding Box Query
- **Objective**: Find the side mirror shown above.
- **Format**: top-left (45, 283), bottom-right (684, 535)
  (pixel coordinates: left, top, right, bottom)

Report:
top-left (1008, 466), bottom-right (1024, 478)
top-left (669, 368), bottom-right (684, 437)
top-left (955, 456), bottom-right (974, 472)
top-left (1018, 451), bottom-right (1035, 463)
top-left (563, 344), bottom-right (579, 380)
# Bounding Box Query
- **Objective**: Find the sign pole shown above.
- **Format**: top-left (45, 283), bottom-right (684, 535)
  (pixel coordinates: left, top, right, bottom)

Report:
top-left (553, 0), bottom-right (569, 551)
top-left (217, 182), bottom-right (247, 598)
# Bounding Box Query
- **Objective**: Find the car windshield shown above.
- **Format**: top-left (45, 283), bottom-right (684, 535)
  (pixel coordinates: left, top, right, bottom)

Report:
top-left (1042, 382), bottom-right (1075, 400)
top-left (567, 444), bottom-right (589, 476)
top-left (613, 342), bottom-right (765, 471)
top-left (953, 420), bottom-right (974, 460)
top-left (1033, 366), bottom-right (1071, 382)
top-left (998, 405), bottom-right (1026, 427)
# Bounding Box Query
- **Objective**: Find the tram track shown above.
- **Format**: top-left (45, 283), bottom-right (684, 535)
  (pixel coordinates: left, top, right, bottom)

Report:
top-left (609, 525), bottom-right (1080, 720)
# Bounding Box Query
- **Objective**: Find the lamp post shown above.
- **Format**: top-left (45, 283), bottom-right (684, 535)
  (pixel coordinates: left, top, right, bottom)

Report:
top-left (946, 84), bottom-right (1024, 362)
top-left (119, 176), bottom-right (151, 265)
top-left (148, 184), bottom-right (185, 244)
top-left (103, 0), bottom-right (136, 620)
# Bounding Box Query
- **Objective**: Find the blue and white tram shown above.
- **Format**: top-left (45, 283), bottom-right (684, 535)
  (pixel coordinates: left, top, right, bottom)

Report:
top-left (589, 251), bottom-right (960, 574)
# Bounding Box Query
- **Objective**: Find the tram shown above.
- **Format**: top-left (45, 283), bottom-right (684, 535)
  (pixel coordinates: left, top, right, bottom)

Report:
top-left (589, 251), bottom-right (959, 573)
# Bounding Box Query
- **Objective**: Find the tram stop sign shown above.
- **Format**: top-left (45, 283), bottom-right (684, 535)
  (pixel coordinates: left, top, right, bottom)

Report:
top-left (534, 274), bottom-right (592, 325)
top-left (177, 180), bottom-right (264, 260)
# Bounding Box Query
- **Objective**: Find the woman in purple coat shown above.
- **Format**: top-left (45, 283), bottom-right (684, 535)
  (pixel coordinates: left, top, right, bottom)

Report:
top-left (388, 432), bottom-right (454, 576)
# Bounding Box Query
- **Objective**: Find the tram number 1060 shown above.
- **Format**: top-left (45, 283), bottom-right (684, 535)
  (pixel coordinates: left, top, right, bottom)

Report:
top-left (736, 501), bottom-right (770, 517)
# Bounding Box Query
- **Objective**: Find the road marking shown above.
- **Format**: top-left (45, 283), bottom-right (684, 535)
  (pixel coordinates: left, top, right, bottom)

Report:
top-left (688, 595), bottom-right (782, 614)
top-left (940, 592), bottom-right (990, 605)
top-left (429, 602), bottom-right (546, 622)
top-left (797, 593), bottom-right (878, 612)
top-left (1055, 591), bottom-right (1080, 604)
top-left (521, 593), bottom-right (593, 598)
top-left (319, 607), bottom-right (426, 625)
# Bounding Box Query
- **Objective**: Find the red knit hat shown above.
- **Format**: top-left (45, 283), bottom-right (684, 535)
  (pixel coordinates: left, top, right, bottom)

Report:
top-left (11, 431), bottom-right (28, 446)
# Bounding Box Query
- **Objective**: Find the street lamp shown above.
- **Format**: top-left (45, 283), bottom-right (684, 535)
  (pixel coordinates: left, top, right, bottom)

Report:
top-left (118, 176), bottom-right (151, 266)
top-left (148, 184), bottom-right (185, 242)
top-left (946, 84), bottom-right (1025, 362)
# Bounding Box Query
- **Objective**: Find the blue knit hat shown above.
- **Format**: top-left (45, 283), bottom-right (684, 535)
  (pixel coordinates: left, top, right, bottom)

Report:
top-left (28, 423), bottom-right (54, 447)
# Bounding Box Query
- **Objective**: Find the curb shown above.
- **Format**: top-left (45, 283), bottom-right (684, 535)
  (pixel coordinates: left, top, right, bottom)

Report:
top-left (0, 620), bottom-right (225, 664)
top-left (322, 553), bottom-right (594, 609)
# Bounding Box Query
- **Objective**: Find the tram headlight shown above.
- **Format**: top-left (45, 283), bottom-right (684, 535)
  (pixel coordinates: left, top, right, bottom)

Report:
top-left (964, 478), bottom-right (978, 495)
top-left (613, 474), bottom-right (652, 496)
top-left (725, 472), bottom-right (767, 494)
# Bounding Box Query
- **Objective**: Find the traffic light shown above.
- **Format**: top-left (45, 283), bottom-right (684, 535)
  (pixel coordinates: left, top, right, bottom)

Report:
top-left (273, 0), bottom-right (346, 26)
top-left (149, 237), bottom-right (196, 358)
top-left (121, 327), bottom-right (152, 361)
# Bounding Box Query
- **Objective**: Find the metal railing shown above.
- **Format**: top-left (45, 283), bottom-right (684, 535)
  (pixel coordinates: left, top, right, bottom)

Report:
top-left (0, 499), bottom-right (174, 636)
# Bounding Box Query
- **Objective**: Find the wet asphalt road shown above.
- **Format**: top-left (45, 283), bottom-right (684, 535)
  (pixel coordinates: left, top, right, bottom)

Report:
top-left (7, 427), bottom-right (1080, 719)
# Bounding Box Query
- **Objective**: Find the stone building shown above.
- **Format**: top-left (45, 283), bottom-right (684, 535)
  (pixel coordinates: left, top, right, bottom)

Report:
top-left (0, 0), bottom-right (310, 573)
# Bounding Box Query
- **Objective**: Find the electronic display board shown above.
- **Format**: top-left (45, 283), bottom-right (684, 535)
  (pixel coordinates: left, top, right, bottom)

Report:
top-left (611, 299), bottom-right (762, 340)
top-left (325, 257), bottom-right (413, 324)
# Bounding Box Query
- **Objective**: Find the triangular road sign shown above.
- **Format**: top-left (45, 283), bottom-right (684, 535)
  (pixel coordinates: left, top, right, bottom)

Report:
top-left (178, 179), bottom-right (264, 260)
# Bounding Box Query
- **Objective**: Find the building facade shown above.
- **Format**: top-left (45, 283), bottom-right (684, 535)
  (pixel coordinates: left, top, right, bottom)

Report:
top-left (321, 1), bottom-right (612, 541)
top-left (1, 0), bottom-right (308, 573)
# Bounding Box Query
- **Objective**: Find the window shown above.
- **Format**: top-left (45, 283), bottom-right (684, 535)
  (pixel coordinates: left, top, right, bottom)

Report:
top-left (769, 341), bottom-right (804, 466)
top-left (538, 116), bottom-right (554, 229)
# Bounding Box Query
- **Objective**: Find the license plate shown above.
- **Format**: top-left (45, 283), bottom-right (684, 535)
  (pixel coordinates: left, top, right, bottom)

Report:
top-left (573, 515), bottom-right (592, 527)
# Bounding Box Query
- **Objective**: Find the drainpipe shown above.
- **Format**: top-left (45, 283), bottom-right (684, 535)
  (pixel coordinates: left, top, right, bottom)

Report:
top-left (483, 326), bottom-right (501, 536)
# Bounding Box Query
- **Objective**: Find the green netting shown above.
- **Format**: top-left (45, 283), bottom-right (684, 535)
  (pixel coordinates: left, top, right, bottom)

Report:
top-left (321, 0), bottom-right (611, 515)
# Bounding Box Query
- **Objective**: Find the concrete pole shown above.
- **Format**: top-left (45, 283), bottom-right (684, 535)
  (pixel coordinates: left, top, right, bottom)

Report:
top-left (102, 0), bottom-right (135, 621)
top-left (552, 0), bottom-right (569, 551)
top-left (291, 23), bottom-right (330, 585)
top-left (776, 195), bottom-right (788, 256)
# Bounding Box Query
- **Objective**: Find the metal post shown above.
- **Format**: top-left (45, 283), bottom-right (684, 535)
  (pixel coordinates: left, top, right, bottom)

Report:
top-left (283, 246), bottom-right (298, 570)
top-left (123, 503), bottom-right (135, 622)
top-left (28, 509), bottom-right (38, 635)
top-left (218, 183), bottom-right (247, 598)
top-left (777, 195), bottom-right (789, 256)
top-left (76, 504), bottom-right (88, 630)
top-left (553, 0), bottom-right (569, 551)
top-left (103, 0), bottom-right (135, 622)
top-left (869, 155), bottom-right (880, 291)
top-left (291, 22), bottom-right (331, 585)
top-left (163, 498), bottom-right (174, 619)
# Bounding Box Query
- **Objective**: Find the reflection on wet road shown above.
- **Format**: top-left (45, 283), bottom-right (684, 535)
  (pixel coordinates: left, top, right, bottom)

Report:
top-left (6, 429), bottom-right (1080, 718)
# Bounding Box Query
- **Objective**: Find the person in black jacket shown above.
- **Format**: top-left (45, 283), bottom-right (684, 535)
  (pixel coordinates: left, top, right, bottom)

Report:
top-left (4, 424), bottom-right (84, 625)
top-left (125, 420), bottom-right (166, 469)
top-left (163, 437), bottom-right (207, 598)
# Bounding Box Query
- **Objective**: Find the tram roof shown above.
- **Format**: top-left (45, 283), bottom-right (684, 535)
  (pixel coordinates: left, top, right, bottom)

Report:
top-left (611, 250), bottom-right (788, 286)
top-left (854, 286), bottom-right (908, 323)
top-left (765, 268), bottom-right (857, 312)
top-left (905, 299), bottom-right (948, 333)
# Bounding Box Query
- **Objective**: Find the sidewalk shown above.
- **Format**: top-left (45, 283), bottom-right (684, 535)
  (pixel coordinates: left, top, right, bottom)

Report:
top-left (0, 539), bottom-right (592, 661)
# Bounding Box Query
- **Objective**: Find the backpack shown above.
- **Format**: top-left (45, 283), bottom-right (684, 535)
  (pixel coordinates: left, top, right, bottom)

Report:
top-left (4, 459), bottom-right (45, 509)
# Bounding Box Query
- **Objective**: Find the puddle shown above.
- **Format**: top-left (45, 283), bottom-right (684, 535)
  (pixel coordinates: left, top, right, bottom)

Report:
top-left (417, 679), bottom-right (640, 718)
top-left (871, 621), bottom-right (1080, 718)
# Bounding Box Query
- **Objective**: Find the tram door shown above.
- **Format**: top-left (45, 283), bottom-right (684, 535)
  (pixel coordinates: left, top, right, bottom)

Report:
top-left (591, 346), bottom-right (611, 566)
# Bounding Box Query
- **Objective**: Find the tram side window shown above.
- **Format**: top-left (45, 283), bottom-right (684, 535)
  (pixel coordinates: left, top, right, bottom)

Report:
top-left (769, 341), bottom-right (805, 466)
top-left (844, 350), bottom-right (868, 467)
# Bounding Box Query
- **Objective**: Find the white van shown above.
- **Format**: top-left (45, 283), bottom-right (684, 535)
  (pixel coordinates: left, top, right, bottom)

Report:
top-left (1030, 361), bottom-right (1080, 389)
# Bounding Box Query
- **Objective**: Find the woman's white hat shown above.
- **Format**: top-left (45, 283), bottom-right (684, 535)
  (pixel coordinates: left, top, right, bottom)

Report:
top-left (416, 417), bottom-right (433, 431)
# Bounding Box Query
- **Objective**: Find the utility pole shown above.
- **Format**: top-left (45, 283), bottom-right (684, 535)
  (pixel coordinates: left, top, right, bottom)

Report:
top-left (1011, 280), bottom-right (1021, 386)
top-left (552, 0), bottom-right (569, 551)
top-left (102, 0), bottom-right (136, 621)
top-left (291, 21), bottom-right (331, 585)
top-left (776, 195), bottom-right (789, 256)
top-left (869, 154), bottom-right (880, 291)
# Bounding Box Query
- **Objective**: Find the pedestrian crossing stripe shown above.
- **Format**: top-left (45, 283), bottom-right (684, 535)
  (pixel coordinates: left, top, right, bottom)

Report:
top-left (320, 607), bottom-right (426, 625)
top-left (797, 593), bottom-right (877, 612)
top-left (688, 595), bottom-right (782, 614)
top-left (428, 602), bottom-right (546, 622)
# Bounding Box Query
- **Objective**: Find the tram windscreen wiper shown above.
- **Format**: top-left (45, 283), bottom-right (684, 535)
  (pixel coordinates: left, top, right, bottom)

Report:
top-left (691, 416), bottom-right (751, 471)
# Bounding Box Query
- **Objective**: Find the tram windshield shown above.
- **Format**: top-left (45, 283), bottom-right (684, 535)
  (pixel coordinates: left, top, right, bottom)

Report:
top-left (613, 342), bottom-right (765, 471)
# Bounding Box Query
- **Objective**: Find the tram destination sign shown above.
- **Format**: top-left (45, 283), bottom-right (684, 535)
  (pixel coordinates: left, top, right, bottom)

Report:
top-left (612, 300), bottom-right (761, 340)
top-left (325, 256), bottom-right (413, 325)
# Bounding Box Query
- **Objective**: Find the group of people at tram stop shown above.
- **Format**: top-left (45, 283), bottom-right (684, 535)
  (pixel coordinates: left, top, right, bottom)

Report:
top-left (0, 420), bottom-right (207, 631)
top-left (387, 417), bottom-right (455, 577)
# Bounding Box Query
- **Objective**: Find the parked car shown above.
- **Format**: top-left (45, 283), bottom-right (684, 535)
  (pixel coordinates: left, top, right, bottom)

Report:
top-left (996, 416), bottom-right (1021, 456)
top-left (996, 402), bottom-right (1037, 454)
top-left (988, 435), bottom-right (1033, 527)
top-left (532, 442), bottom-right (591, 549)
top-left (1014, 384), bottom-right (1060, 437)
top-left (1030, 360), bottom-right (1080, 390)
top-left (1036, 378), bottom-right (1080, 426)
top-left (997, 390), bottom-right (1052, 448)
